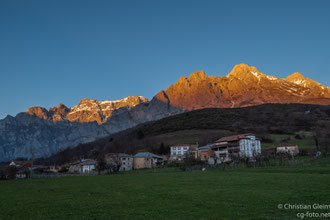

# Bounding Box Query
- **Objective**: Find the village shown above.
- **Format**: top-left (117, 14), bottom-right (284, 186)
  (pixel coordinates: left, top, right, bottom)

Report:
top-left (3, 133), bottom-right (301, 179)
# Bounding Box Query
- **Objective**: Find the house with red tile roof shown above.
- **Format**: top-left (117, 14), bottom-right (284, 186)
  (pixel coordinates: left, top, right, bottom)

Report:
top-left (211, 133), bottom-right (261, 161)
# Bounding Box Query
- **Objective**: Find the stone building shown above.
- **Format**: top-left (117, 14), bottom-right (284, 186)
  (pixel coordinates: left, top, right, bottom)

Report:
top-left (106, 153), bottom-right (133, 171)
top-left (133, 152), bottom-right (163, 169)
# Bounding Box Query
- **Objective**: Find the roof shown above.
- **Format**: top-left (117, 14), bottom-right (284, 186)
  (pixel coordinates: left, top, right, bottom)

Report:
top-left (117, 153), bottom-right (131, 158)
top-left (216, 133), bottom-right (256, 142)
top-left (277, 144), bottom-right (298, 148)
top-left (199, 146), bottom-right (211, 150)
top-left (134, 152), bottom-right (163, 159)
top-left (79, 159), bottom-right (96, 166)
top-left (10, 160), bottom-right (32, 168)
top-left (170, 144), bottom-right (198, 148)
top-left (198, 144), bottom-right (215, 151)
top-left (10, 160), bottom-right (27, 165)
top-left (106, 153), bottom-right (131, 158)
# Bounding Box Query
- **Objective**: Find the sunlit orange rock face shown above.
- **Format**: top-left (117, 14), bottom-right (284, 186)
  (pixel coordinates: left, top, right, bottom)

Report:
top-left (157, 64), bottom-right (330, 110)
top-left (26, 96), bottom-right (149, 124)
top-left (26, 107), bottom-right (50, 120)
top-left (66, 96), bottom-right (149, 124)
top-left (26, 64), bottom-right (330, 123)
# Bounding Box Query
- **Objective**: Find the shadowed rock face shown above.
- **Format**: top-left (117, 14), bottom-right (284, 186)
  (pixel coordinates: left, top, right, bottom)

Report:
top-left (0, 113), bottom-right (109, 162)
top-left (0, 95), bottom-right (182, 162)
top-left (1, 64), bottom-right (329, 161)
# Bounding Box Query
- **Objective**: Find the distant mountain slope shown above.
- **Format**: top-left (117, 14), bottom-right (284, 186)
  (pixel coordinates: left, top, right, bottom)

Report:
top-left (0, 95), bottom-right (182, 162)
top-left (0, 114), bottom-right (109, 162)
top-left (42, 103), bottom-right (330, 165)
top-left (1, 64), bottom-right (330, 161)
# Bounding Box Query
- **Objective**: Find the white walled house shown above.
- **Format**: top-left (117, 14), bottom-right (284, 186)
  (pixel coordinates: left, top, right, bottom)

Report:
top-left (117, 153), bottom-right (133, 171)
top-left (68, 159), bottom-right (96, 174)
top-left (80, 159), bottom-right (96, 173)
top-left (211, 134), bottom-right (261, 162)
top-left (170, 144), bottom-right (198, 161)
top-left (276, 145), bottom-right (299, 156)
top-left (238, 135), bottom-right (261, 158)
top-left (105, 153), bottom-right (133, 172)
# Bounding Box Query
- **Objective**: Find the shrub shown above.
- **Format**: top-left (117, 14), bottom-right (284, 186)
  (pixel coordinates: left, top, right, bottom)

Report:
top-left (58, 167), bottom-right (69, 173)
top-left (299, 149), bottom-right (308, 156)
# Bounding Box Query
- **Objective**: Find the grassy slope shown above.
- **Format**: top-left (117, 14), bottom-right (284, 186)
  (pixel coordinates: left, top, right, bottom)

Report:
top-left (262, 134), bottom-right (317, 150)
top-left (1, 157), bottom-right (330, 220)
top-left (147, 129), bottom-right (232, 146)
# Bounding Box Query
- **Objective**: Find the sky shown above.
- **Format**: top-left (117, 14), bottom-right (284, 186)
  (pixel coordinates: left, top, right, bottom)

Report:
top-left (0, 0), bottom-right (329, 119)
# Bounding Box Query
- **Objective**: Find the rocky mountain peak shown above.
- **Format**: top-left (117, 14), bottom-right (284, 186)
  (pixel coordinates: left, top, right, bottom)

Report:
top-left (23, 96), bottom-right (150, 124)
top-left (78, 98), bottom-right (99, 106)
top-left (286, 72), bottom-right (306, 82)
top-left (22, 96), bottom-right (149, 124)
top-left (160, 64), bottom-right (330, 110)
top-left (26, 107), bottom-right (49, 120)
top-left (122, 96), bottom-right (149, 104)
top-left (68, 96), bottom-right (149, 123)
top-left (189, 71), bottom-right (207, 81)
top-left (57, 103), bottom-right (69, 112)
top-left (153, 90), bottom-right (169, 105)
top-left (49, 103), bottom-right (69, 112)
top-left (227, 64), bottom-right (260, 79)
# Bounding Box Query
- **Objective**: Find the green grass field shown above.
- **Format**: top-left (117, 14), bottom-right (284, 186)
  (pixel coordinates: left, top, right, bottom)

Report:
top-left (1, 157), bottom-right (330, 220)
top-left (261, 134), bottom-right (316, 151)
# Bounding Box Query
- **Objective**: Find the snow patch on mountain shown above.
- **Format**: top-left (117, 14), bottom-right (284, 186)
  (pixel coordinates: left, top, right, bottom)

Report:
top-left (267, 75), bottom-right (278, 80)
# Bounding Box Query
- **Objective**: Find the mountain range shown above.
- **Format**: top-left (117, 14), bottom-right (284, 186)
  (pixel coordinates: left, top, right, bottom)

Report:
top-left (26, 96), bottom-right (149, 124)
top-left (0, 64), bottom-right (329, 161)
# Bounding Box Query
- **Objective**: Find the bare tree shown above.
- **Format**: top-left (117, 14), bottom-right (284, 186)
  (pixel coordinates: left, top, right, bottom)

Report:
top-left (106, 155), bottom-right (122, 174)
top-left (315, 122), bottom-right (330, 156)
top-left (96, 155), bottom-right (108, 175)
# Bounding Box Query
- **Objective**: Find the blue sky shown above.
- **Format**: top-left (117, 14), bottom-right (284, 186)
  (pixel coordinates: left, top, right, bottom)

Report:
top-left (0, 0), bottom-right (329, 119)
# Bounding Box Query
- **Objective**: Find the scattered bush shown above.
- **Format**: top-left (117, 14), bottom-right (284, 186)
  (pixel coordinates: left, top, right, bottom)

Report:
top-left (299, 149), bottom-right (308, 156)
top-left (58, 167), bottom-right (69, 173)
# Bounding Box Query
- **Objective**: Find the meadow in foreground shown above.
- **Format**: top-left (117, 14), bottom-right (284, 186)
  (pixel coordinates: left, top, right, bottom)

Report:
top-left (1, 156), bottom-right (330, 220)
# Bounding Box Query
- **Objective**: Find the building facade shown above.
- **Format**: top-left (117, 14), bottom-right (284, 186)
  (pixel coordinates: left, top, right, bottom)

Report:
top-left (80, 159), bottom-right (96, 173)
top-left (212, 134), bottom-right (261, 161)
top-left (105, 153), bottom-right (133, 172)
top-left (170, 144), bottom-right (198, 161)
top-left (133, 152), bottom-right (163, 169)
top-left (68, 159), bottom-right (96, 174)
top-left (276, 145), bottom-right (299, 156)
top-left (198, 145), bottom-right (214, 161)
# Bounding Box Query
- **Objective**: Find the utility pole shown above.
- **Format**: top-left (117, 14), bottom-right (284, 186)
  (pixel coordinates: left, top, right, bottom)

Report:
top-left (31, 152), bottom-right (35, 178)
